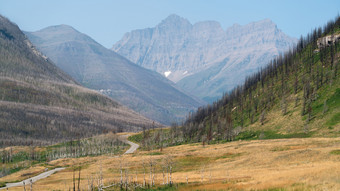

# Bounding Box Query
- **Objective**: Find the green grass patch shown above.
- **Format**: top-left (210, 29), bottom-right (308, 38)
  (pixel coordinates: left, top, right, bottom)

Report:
top-left (326, 112), bottom-right (340, 126)
top-left (270, 146), bottom-right (291, 152)
top-left (0, 182), bottom-right (6, 188)
top-left (128, 183), bottom-right (184, 191)
top-left (330, 149), bottom-right (340, 155)
top-left (327, 88), bottom-right (340, 109)
top-left (145, 152), bottom-right (163, 156)
top-left (10, 151), bottom-right (30, 163)
top-left (235, 131), bottom-right (259, 140)
top-left (312, 87), bottom-right (340, 117)
top-left (262, 131), bottom-right (313, 139)
top-left (175, 156), bottom-right (210, 172)
top-left (215, 152), bottom-right (242, 160)
top-left (46, 139), bottom-right (81, 149)
top-left (8, 166), bottom-right (26, 174)
top-left (256, 188), bottom-right (286, 191)
top-left (128, 132), bottom-right (144, 144)
top-left (235, 130), bottom-right (313, 141)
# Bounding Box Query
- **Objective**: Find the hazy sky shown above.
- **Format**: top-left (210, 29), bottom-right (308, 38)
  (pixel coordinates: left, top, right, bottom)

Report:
top-left (1, 0), bottom-right (339, 48)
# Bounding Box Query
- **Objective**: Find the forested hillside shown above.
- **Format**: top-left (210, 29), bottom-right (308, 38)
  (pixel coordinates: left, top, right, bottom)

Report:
top-left (132, 16), bottom-right (340, 149)
top-left (0, 15), bottom-right (158, 147)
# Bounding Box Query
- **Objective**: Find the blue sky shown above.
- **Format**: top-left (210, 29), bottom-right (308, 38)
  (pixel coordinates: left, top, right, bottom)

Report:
top-left (0, 0), bottom-right (339, 48)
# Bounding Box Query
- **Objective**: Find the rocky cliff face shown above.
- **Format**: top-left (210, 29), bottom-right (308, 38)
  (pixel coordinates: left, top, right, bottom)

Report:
top-left (112, 14), bottom-right (297, 102)
top-left (113, 14), bottom-right (227, 82)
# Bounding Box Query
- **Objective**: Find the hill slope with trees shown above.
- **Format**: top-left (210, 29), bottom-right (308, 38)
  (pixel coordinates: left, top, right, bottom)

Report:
top-left (0, 15), bottom-right (158, 147)
top-left (181, 16), bottom-right (340, 144)
top-left (131, 16), bottom-right (340, 149)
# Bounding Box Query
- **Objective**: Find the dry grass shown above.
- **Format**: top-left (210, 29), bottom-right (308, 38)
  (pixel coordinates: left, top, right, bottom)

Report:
top-left (1, 137), bottom-right (340, 190)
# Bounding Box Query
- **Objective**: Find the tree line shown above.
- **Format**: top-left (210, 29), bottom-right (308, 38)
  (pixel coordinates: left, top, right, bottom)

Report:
top-left (134, 15), bottom-right (339, 149)
top-left (0, 133), bottom-right (127, 179)
top-left (181, 15), bottom-right (339, 144)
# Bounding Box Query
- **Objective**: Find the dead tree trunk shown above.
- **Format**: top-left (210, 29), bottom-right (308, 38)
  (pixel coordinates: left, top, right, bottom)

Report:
top-left (30, 179), bottom-right (33, 191)
top-left (142, 160), bottom-right (146, 187)
top-left (77, 167), bottom-right (81, 191)
top-left (73, 167), bottom-right (76, 191)
top-left (149, 157), bottom-right (153, 186)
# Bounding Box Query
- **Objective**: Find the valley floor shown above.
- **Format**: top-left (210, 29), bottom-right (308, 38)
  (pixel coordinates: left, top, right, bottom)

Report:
top-left (1, 136), bottom-right (340, 190)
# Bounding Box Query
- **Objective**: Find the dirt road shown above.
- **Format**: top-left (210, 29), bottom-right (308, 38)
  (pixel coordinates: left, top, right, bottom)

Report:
top-left (119, 134), bottom-right (140, 154)
top-left (0, 167), bottom-right (65, 190)
top-left (0, 134), bottom-right (139, 190)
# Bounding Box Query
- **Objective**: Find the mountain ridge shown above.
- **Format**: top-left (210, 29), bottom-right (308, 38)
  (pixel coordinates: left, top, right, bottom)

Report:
top-left (112, 14), bottom-right (297, 102)
top-left (26, 24), bottom-right (205, 125)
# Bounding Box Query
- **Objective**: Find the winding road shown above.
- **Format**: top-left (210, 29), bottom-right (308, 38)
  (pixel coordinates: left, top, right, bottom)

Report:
top-left (120, 134), bottom-right (140, 154)
top-left (0, 134), bottom-right (139, 190)
top-left (0, 168), bottom-right (65, 190)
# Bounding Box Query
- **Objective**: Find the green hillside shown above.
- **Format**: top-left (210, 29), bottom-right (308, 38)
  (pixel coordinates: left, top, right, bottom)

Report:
top-left (0, 15), bottom-right (157, 147)
top-left (130, 16), bottom-right (340, 149)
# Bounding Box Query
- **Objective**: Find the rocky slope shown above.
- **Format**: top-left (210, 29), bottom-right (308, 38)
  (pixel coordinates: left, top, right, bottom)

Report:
top-left (112, 14), bottom-right (297, 102)
top-left (0, 15), bottom-right (157, 146)
top-left (26, 25), bottom-right (204, 125)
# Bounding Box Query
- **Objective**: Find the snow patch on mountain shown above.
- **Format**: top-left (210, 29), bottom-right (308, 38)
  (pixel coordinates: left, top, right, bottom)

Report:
top-left (164, 71), bottom-right (171, 77)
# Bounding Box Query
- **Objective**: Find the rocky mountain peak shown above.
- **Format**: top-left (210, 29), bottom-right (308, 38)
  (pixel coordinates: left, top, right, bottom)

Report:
top-left (157, 14), bottom-right (192, 32)
top-left (112, 15), bottom-right (297, 100)
top-left (251, 18), bottom-right (277, 32)
top-left (256, 18), bottom-right (276, 26)
top-left (193, 21), bottom-right (223, 31)
top-left (159, 14), bottom-right (190, 25)
top-left (29, 24), bottom-right (96, 45)
top-left (226, 19), bottom-right (277, 35)
top-left (36, 24), bottom-right (78, 35)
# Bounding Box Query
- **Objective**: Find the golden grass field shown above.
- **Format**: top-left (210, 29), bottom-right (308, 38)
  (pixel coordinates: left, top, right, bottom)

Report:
top-left (1, 136), bottom-right (340, 190)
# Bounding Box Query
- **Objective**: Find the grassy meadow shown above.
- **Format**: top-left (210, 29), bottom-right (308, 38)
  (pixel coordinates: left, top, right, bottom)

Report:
top-left (1, 134), bottom-right (340, 190)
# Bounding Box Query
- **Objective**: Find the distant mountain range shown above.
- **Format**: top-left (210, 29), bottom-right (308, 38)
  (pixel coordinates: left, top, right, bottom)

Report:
top-left (112, 14), bottom-right (297, 102)
top-left (0, 15), bottom-right (156, 146)
top-left (26, 25), bottom-right (204, 125)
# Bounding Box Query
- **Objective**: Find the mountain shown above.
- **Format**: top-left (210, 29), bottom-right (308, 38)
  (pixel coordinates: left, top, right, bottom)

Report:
top-left (133, 16), bottom-right (340, 148)
top-left (26, 25), bottom-right (204, 125)
top-left (180, 16), bottom-right (340, 142)
top-left (0, 15), bottom-right (157, 147)
top-left (112, 14), bottom-right (297, 102)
